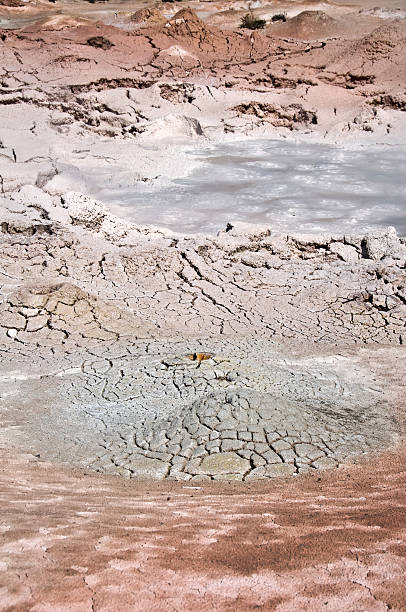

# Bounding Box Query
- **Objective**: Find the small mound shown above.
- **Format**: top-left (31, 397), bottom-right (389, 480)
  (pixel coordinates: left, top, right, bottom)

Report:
top-left (131, 7), bottom-right (165, 26)
top-left (291, 10), bottom-right (335, 26)
top-left (170, 8), bottom-right (202, 25)
top-left (16, 339), bottom-right (399, 481)
top-left (1, 282), bottom-right (155, 344)
top-left (272, 10), bottom-right (337, 40)
top-left (348, 22), bottom-right (406, 62)
top-left (29, 15), bottom-right (92, 31)
top-left (326, 21), bottom-right (406, 84)
top-left (165, 8), bottom-right (214, 38)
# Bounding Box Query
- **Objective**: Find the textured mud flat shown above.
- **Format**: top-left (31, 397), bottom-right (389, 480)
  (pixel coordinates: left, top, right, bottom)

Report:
top-left (1, 415), bottom-right (406, 611)
top-left (1, 194), bottom-right (405, 482)
top-left (0, 0), bottom-right (406, 608)
top-left (2, 338), bottom-right (401, 481)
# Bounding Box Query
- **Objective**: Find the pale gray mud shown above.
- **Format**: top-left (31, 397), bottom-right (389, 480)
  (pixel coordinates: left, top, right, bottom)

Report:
top-left (1, 194), bottom-right (405, 481)
top-left (98, 141), bottom-right (406, 235)
top-left (1, 338), bottom-right (401, 481)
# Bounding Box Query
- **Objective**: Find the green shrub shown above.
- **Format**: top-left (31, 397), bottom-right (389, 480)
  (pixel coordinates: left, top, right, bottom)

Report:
top-left (240, 13), bottom-right (266, 30)
top-left (271, 13), bottom-right (287, 22)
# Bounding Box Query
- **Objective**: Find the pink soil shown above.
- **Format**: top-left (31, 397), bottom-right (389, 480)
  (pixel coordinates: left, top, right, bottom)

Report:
top-left (1, 445), bottom-right (405, 611)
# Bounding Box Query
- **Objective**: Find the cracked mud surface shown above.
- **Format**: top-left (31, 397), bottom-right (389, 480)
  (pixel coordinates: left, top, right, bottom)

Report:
top-left (1, 188), bottom-right (406, 484)
top-left (3, 339), bottom-right (400, 481)
top-left (0, 0), bottom-right (405, 608)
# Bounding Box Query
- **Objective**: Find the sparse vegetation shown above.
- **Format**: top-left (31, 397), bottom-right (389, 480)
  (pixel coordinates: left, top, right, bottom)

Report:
top-left (271, 13), bottom-right (287, 22)
top-left (240, 13), bottom-right (266, 30)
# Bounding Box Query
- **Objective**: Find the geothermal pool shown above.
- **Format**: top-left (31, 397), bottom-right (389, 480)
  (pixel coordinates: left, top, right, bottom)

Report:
top-left (98, 140), bottom-right (406, 235)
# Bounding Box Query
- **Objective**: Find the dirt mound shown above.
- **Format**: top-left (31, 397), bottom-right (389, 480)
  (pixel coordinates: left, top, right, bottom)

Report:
top-left (325, 21), bottom-right (406, 89)
top-left (167, 8), bottom-right (215, 38)
top-left (131, 7), bottom-right (165, 26)
top-left (145, 6), bottom-right (251, 67)
top-left (0, 0), bottom-right (24, 6)
top-left (272, 10), bottom-right (337, 40)
top-left (171, 8), bottom-right (202, 24)
top-left (1, 282), bottom-right (156, 345)
top-left (349, 22), bottom-right (406, 62)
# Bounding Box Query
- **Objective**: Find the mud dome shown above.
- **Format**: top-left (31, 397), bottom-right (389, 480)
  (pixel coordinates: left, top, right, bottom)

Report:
top-left (1, 338), bottom-right (400, 482)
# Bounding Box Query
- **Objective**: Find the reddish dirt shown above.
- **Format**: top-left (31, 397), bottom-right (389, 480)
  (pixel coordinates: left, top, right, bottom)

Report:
top-left (0, 0), bottom-right (24, 6)
top-left (1, 7), bottom-right (404, 99)
top-left (1, 445), bottom-right (405, 611)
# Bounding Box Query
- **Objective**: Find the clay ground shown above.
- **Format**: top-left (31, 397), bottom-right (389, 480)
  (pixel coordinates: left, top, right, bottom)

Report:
top-left (1, 446), bottom-right (406, 611)
top-left (0, 0), bottom-right (406, 608)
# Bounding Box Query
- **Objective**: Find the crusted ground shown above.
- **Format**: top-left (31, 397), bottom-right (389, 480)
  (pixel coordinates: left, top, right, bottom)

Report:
top-left (1, 190), bottom-right (405, 482)
top-left (0, 0), bottom-right (405, 608)
top-left (2, 337), bottom-right (401, 481)
top-left (0, 0), bottom-right (405, 492)
top-left (1, 443), bottom-right (406, 611)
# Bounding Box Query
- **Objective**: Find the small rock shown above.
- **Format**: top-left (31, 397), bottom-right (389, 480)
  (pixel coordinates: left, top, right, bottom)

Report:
top-left (197, 452), bottom-right (250, 476)
top-left (87, 37), bottom-right (114, 50)
top-left (362, 227), bottom-right (403, 260)
top-left (329, 242), bottom-right (359, 262)
top-left (63, 192), bottom-right (108, 231)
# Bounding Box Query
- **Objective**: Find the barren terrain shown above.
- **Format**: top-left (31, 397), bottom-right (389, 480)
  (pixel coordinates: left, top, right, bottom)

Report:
top-left (0, 0), bottom-right (405, 608)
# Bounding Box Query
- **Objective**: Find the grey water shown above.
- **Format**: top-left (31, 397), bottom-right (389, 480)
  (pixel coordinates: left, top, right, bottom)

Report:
top-left (99, 140), bottom-right (406, 235)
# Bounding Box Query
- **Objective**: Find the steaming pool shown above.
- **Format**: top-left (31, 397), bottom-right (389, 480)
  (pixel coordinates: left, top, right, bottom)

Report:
top-left (97, 140), bottom-right (406, 235)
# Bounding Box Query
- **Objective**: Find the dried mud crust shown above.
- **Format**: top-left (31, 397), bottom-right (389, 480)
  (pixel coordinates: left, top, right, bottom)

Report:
top-left (0, 194), bottom-right (405, 481)
top-left (0, 9), bottom-right (405, 145)
top-left (1, 195), bottom-right (405, 346)
top-left (0, 179), bottom-right (406, 481)
top-left (0, 338), bottom-right (401, 482)
top-left (0, 6), bottom-right (405, 483)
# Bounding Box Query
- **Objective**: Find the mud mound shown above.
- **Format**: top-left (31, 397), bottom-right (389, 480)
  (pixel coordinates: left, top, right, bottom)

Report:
top-left (272, 10), bottom-right (337, 39)
top-left (131, 7), bottom-right (165, 26)
top-left (325, 22), bottom-right (406, 87)
top-left (144, 7), bottom-right (254, 69)
top-left (171, 8), bottom-right (203, 25)
top-left (350, 22), bottom-right (406, 62)
top-left (3, 338), bottom-right (399, 481)
top-left (166, 8), bottom-right (218, 39)
top-left (1, 282), bottom-right (155, 345)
